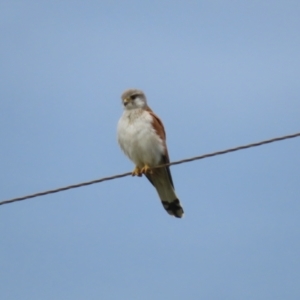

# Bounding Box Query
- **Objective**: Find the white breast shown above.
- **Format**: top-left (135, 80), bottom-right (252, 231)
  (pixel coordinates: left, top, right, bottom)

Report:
top-left (117, 109), bottom-right (165, 167)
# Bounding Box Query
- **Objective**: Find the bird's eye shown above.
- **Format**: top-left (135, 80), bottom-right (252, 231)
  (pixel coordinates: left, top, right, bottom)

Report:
top-left (131, 95), bottom-right (137, 100)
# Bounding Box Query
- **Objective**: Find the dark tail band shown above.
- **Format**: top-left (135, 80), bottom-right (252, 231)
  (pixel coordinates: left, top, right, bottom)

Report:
top-left (161, 199), bottom-right (184, 218)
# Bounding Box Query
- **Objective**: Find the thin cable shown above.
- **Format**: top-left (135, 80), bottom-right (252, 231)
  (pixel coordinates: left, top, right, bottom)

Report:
top-left (1, 132), bottom-right (300, 206)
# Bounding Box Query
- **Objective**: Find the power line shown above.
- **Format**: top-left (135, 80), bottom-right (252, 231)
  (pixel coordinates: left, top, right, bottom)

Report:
top-left (1, 132), bottom-right (300, 206)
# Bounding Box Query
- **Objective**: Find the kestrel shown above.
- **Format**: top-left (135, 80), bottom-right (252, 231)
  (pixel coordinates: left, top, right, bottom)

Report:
top-left (117, 89), bottom-right (184, 218)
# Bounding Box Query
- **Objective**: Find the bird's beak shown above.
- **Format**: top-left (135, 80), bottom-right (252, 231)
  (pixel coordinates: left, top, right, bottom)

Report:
top-left (123, 98), bottom-right (130, 106)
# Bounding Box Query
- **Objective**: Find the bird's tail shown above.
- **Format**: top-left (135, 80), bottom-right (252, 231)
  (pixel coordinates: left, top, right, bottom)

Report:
top-left (161, 198), bottom-right (184, 218)
top-left (147, 167), bottom-right (184, 218)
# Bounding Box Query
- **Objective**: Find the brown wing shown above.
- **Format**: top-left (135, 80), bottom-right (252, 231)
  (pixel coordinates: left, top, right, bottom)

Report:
top-left (145, 106), bottom-right (166, 143)
top-left (145, 106), bottom-right (174, 188)
top-left (144, 107), bottom-right (183, 218)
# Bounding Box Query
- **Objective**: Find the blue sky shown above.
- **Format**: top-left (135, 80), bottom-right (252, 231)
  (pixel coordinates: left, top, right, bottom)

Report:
top-left (1, 1), bottom-right (300, 299)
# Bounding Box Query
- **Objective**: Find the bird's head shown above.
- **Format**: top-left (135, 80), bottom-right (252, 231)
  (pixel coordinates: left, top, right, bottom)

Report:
top-left (121, 89), bottom-right (147, 110)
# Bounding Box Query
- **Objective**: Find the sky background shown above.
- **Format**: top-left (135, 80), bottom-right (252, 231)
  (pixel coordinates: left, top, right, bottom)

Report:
top-left (1, 1), bottom-right (300, 299)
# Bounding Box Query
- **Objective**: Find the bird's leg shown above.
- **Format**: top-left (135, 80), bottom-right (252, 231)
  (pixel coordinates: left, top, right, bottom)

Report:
top-left (141, 164), bottom-right (153, 175)
top-left (132, 166), bottom-right (142, 177)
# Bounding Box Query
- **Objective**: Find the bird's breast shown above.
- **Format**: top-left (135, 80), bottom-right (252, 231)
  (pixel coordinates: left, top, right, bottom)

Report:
top-left (117, 111), bottom-right (165, 167)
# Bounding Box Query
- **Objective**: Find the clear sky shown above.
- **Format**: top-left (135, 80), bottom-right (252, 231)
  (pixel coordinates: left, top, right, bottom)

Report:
top-left (1, 1), bottom-right (300, 299)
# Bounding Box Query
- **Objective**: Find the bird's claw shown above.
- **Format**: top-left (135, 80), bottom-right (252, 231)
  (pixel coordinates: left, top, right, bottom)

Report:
top-left (132, 167), bottom-right (142, 177)
top-left (141, 165), bottom-right (153, 175)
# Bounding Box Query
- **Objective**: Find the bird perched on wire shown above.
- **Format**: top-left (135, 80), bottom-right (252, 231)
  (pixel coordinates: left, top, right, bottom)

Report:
top-left (117, 89), bottom-right (184, 218)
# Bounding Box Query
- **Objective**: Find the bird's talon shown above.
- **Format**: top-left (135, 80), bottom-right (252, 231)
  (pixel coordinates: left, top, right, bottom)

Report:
top-left (132, 167), bottom-right (142, 177)
top-left (141, 165), bottom-right (152, 174)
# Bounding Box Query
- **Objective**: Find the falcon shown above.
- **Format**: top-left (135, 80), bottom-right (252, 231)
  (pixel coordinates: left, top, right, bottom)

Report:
top-left (117, 89), bottom-right (184, 218)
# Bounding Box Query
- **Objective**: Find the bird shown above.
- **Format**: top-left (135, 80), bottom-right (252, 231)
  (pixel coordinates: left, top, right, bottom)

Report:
top-left (117, 89), bottom-right (184, 218)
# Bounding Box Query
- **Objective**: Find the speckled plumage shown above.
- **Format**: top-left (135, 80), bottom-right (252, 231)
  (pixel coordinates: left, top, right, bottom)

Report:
top-left (117, 89), bottom-right (184, 218)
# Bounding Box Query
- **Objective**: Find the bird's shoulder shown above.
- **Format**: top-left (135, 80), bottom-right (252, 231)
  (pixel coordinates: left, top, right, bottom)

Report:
top-left (144, 106), bottom-right (166, 142)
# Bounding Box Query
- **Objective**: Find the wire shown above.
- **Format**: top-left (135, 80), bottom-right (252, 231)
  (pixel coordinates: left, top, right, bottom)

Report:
top-left (1, 132), bottom-right (300, 206)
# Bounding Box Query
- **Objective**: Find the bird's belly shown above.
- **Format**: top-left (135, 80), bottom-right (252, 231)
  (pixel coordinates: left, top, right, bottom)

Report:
top-left (118, 120), bottom-right (164, 167)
